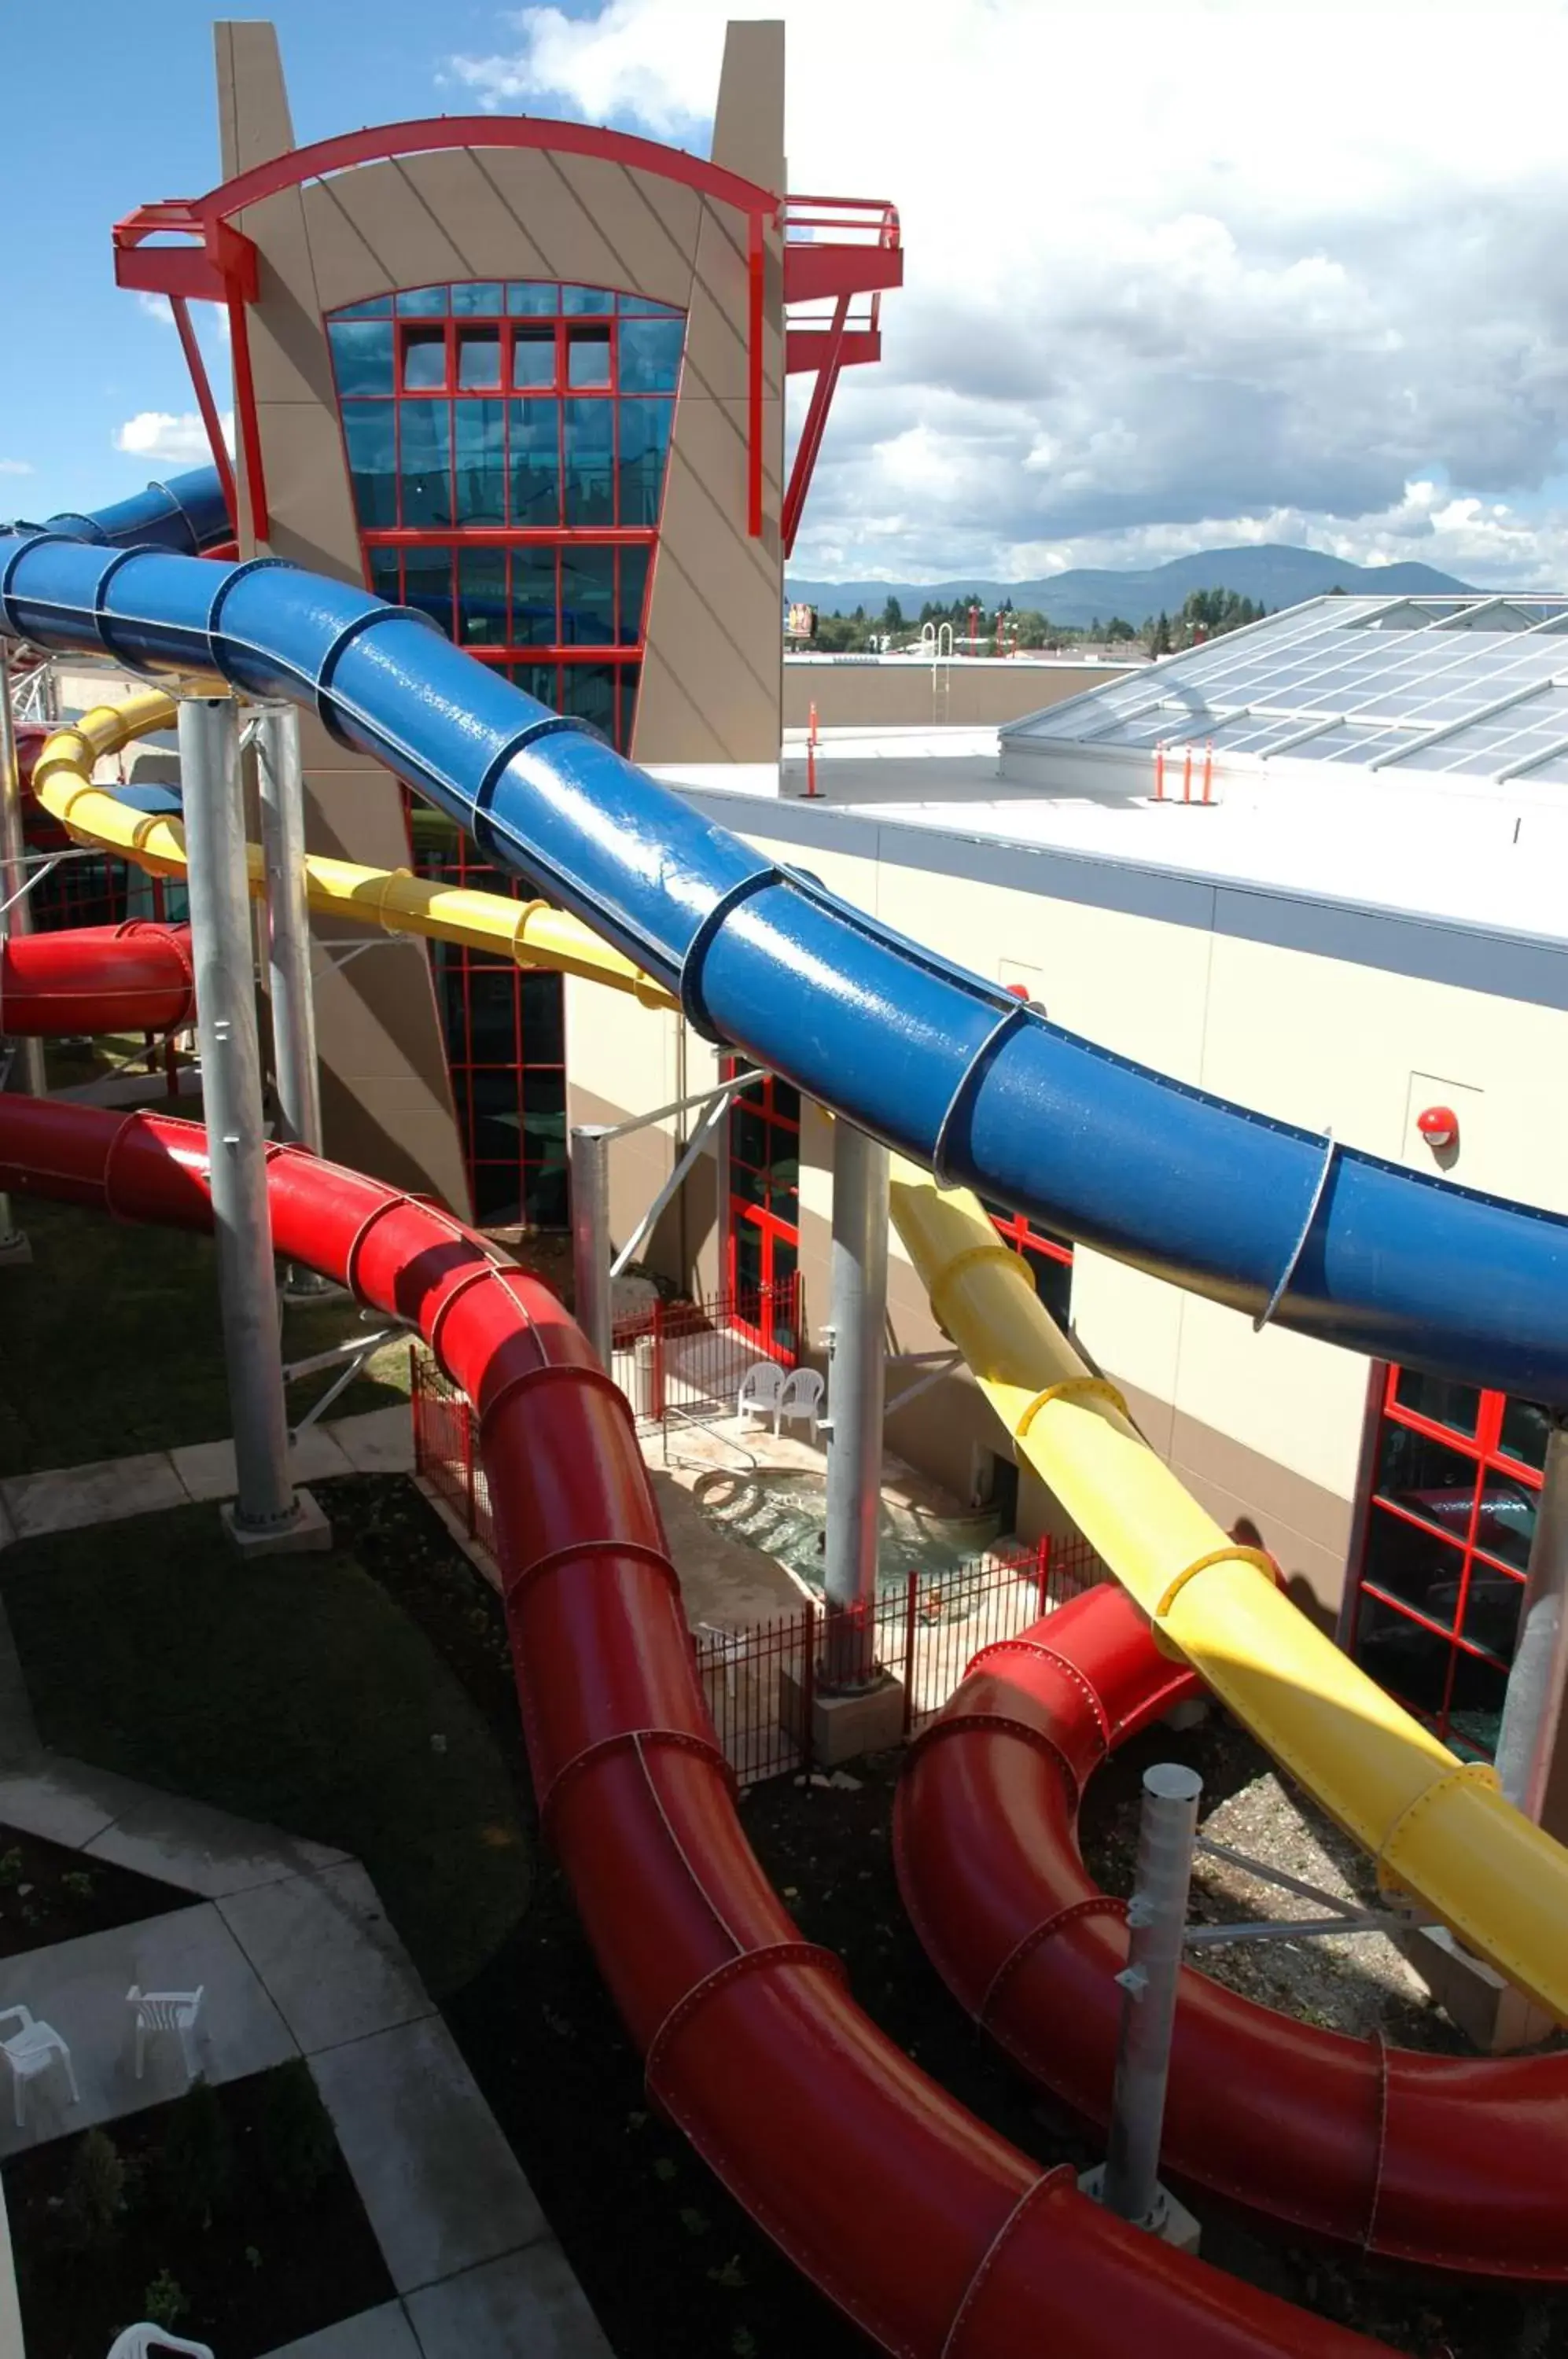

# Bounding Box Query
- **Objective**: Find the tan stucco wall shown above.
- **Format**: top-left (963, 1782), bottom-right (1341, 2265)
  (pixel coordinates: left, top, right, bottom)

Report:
top-left (782, 661), bottom-right (1136, 731)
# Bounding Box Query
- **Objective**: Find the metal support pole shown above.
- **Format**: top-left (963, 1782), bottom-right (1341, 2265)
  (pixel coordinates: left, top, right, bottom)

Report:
top-left (570, 1124), bottom-right (614, 1371)
top-left (0, 643), bottom-right (44, 1258)
top-left (254, 705), bottom-right (322, 1155)
top-left (822, 1121), bottom-right (889, 1689)
top-left (1101, 1761), bottom-right (1203, 2229)
top-left (1496, 1415), bottom-right (1568, 1820)
top-left (179, 698), bottom-right (298, 1536)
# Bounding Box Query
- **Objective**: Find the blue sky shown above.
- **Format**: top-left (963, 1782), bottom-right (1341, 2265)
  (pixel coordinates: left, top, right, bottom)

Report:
top-left (0, 2), bottom-right (623, 521)
top-left (8, 0), bottom-right (1568, 587)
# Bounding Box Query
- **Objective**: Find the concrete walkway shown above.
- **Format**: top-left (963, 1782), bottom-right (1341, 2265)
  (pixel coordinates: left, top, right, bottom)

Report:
top-left (0, 1754), bottom-right (610, 2357)
top-left (0, 1403), bottom-right (413, 1548)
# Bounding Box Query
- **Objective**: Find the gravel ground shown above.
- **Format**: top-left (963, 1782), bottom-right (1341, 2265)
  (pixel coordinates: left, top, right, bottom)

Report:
top-left (1080, 1704), bottom-right (1566, 2055)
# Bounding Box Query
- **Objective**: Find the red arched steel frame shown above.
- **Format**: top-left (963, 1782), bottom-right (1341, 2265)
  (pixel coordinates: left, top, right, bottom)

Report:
top-left (114, 116), bottom-right (782, 547)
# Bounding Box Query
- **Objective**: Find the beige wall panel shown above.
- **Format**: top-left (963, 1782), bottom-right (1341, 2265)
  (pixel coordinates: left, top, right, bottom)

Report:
top-left (781, 664), bottom-right (1133, 730)
top-left (1170, 1290), bottom-right (1371, 1510)
top-left (1069, 1251), bottom-right (1187, 1435)
top-left (635, 396), bottom-right (783, 762)
top-left (251, 405), bottom-right (363, 580)
top-left (1198, 934), bottom-right (1568, 1211)
top-left (310, 162), bottom-right (473, 297)
top-left (868, 863), bottom-right (1211, 1081)
top-left (300, 184), bottom-right (411, 315)
top-left (216, 21), bottom-right (294, 177)
top-left (238, 192), bottom-right (330, 407)
top-left (537, 154), bottom-right (701, 297)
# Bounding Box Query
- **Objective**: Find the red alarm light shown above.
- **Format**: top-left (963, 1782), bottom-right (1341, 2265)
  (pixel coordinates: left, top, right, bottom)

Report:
top-left (1417, 1105), bottom-right (1458, 1151)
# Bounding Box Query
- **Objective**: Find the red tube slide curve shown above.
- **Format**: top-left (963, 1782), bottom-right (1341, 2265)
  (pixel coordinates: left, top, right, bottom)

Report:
top-left (0, 922), bottom-right (194, 1036)
top-left (0, 1095), bottom-right (1388, 2357)
top-left (896, 1581), bottom-right (1568, 2282)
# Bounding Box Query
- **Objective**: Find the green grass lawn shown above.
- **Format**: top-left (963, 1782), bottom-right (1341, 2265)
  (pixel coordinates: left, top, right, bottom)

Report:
top-left (0, 1199), bottom-right (410, 1479)
top-left (0, 1500), bottom-right (529, 1997)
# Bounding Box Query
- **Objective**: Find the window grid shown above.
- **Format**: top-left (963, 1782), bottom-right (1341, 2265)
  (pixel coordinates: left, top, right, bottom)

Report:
top-left (984, 1202), bottom-right (1075, 1331)
top-left (1349, 1364), bottom-right (1546, 1759)
top-left (327, 279), bottom-right (685, 1231)
top-left (725, 1069), bottom-right (802, 1360)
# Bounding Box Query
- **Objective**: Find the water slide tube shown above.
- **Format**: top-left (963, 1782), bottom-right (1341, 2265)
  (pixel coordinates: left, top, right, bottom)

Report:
top-left (896, 1579), bottom-right (1568, 2279)
top-left (0, 920), bottom-right (193, 1036)
top-left (8, 491), bottom-right (1568, 2011)
top-left (886, 1161), bottom-right (1568, 2024)
top-left (28, 690), bottom-right (677, 1012)
top-left (0, 1093), bottom-right (1386, 2359)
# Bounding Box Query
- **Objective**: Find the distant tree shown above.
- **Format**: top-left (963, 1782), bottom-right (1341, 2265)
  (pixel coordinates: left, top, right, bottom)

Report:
top-left (1104, 615), bottom-right (1138, 643)
top-left (1149, 609), bottom-right (1172, 656)
top-left (882, 594), bottom-right (904, 632)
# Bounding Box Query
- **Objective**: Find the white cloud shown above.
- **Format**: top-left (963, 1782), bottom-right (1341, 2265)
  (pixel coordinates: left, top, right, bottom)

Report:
top-left (137, 292), bottom-right (175, 328)
top-left (113, 410), bottom-right (235, 466)
top-left (447, 0), bottom-right (1568, 586)
top-left (0, 460), bottom-right (33, 478)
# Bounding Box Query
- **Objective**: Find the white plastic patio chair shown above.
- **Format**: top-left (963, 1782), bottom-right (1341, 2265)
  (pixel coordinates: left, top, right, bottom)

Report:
top-left (737, 1360), bottom-right (786, 1430)
top-left (0, 2005), bottom-right (79, 2127)
top-left (694, 1621), bottom-right (748, 1698)
top-left (127, 1985), bottom-right (205, 2085)
top-left (775, 1367), bottom-right (825, 1438)
top-left (106, 2328), bottom-right (215, 2358)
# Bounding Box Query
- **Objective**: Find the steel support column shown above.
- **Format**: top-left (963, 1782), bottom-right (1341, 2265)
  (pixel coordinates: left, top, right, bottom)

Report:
top-left (570, 1124), bottom-right (614, 1371)
top-left (0, 642), bottom-right (44, 1258)
top-left (255, 705), bottom-right (322, 1156)
top-left (179, 697), bottom-right (297, 1535)
top-left (1496, 1415), bottom-right (1568, 1821)
top-left (822, 1121), bottom-right (889, 1688)
top-left (1100, 1761), bottom-right (1203, 2229)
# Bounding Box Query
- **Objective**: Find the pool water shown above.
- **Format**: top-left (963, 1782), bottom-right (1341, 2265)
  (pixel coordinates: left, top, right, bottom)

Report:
top-left (687, 1463), bottom-right (999, 1597)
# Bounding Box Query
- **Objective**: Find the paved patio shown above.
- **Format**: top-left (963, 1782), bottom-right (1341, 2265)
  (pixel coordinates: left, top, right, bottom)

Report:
top-left (0, 1403), bottom-right (413, 1544)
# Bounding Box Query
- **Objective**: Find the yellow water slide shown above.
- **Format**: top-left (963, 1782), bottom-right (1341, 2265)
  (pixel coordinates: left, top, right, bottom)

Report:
top-left (41, 690), bottom-right (1568, 2019)
top-left (889, 1157), bottom-right (1568, 2024)
top-left (31, 691), bottom-right (679, 1010)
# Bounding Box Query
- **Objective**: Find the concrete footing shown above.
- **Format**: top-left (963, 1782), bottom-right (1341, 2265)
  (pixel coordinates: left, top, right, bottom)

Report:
top-left (1398, 1921), bottom-right (1557, 2053)
top-left (221, 1485), bottom-right (333, 1559)
top-left (780, 1665), bottom-right (905, 1768)
top-left (1077, 2163), bottom-right (1202, 2254)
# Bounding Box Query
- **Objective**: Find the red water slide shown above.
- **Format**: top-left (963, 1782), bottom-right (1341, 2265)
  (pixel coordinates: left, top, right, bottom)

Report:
top-left (0, 1089), bottom-right (1388, 2357)
top-left (896, 1581), bottom-right (1568, 2281)
top-left (0, 922), bottom-right (193, 1036)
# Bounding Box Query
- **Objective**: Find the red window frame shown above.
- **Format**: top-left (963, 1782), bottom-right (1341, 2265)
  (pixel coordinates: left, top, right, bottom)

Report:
top-left (985, 1202), bottom-right (1074, 1327)
top-left (724, 1066), bottom-right (801, 1360)
top-left (1347, 1364), bottom-right (1545, 1757)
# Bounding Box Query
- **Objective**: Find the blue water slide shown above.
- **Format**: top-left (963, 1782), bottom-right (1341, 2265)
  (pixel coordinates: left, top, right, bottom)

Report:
top-left (10, 466), bottom-right (234, 558)
top-left (5, 480), bottom-right (1568, 1401)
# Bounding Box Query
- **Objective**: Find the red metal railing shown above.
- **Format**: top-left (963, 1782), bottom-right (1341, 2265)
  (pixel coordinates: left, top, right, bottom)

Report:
top-left (410, 1337), bottom-right (1113, 1783)
top-left (609, 1275), bottom-right (802, 1428)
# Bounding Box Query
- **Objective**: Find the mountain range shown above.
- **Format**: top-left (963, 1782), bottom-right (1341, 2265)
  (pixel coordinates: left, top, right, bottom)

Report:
top-left (786, 544), bottom-right (1475, 632)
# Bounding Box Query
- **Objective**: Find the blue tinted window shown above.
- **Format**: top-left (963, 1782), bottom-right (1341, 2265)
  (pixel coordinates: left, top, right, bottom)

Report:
top-left (618, 545), bottom-right (650, 643)
top-left (508, 400), bottom-right (561, 528)
top-left (341, 402), bottom-right (398, 528)
top-left (617, 399), bottom-right (672, 527)
top-left (561, 285), bottom-right (614, 315)
top-left (563, 398), bottom-right (614, 524)
top-left (618, 317), bottom-right (684, 393)
top-left (400, 399), bottom-right (452, 526)
top-left (455, 400), bottom-right (506, 524)
top-left (458, 547), bottom-right (508, 647)
top-left (510, 661), bottom-right (558, 704)
top-left (617, 293), bottom-right (681, 317)
top-left (396, 285), bottom-right (448, 316)
top-left (329, 320), bottom-right (395, 394)
top-left (366, 547), bottom-right (401, 604)
top-left (561, 547), bottom-right (615, 646)
top-left (511, 550), bottom-right (556, 646)
top-left (458, 329), bottom-right (502, 390)
top-left (333, 296), bottom-right (394, 320)
top-left (451, 282), bottom-right (505, 315)
top-left (566, 329), bottom-right (612, 389)
top-left (507, 282), bottom-right (559, 315)
top-left (402, 329), bottom-right (447, 391)
top-left (618, 660), bottom-right (642, 750)
top-left (513, 330), bottom-right (555, 389)
top-left (403, 547), bottom-right (454, 638)
top-left (561, 661), bottom-right (617, 736)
